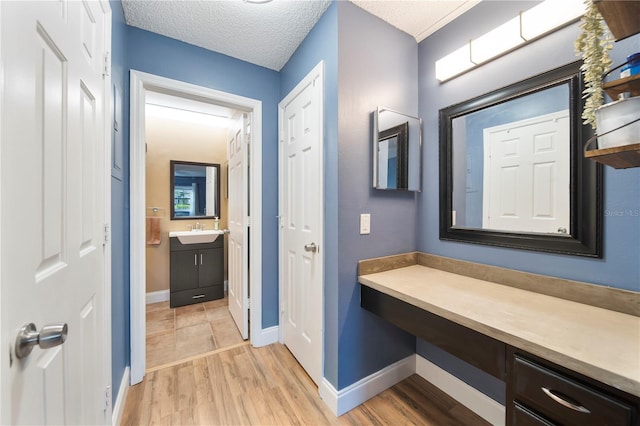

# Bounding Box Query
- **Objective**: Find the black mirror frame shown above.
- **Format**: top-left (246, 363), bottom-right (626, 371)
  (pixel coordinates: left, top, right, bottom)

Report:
top-left (439, 61), bottom-right (602, 258)
top-left (170, 160), bottom-right (221, 221)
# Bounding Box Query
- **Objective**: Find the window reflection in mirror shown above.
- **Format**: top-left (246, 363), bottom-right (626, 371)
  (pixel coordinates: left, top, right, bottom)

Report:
top-left (374, 107), bottom-right (422, 191)
top-left (170, 160), bottom-right (220, 220)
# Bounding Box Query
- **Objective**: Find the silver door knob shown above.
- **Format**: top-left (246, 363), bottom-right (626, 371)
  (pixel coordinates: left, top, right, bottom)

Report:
top-left (15, 322), bottom-right (68, 359)
top-left (304, 243), bottom-right (317, 253)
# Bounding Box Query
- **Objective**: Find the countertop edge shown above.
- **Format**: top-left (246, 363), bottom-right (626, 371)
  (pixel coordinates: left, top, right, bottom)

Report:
top-left (358, 269), bottom-right (640, 398)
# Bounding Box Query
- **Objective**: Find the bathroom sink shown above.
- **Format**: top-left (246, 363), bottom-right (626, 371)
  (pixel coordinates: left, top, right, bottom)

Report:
top-left (169, 230), bottom-right (225, 244)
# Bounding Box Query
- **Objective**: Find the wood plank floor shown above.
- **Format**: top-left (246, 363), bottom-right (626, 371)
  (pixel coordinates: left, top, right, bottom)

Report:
top-left (121, 343), bottom-right (491, 426)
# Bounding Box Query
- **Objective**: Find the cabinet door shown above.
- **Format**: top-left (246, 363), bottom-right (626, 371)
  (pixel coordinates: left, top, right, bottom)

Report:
top-left (170, 249), bottom-right (199, 292)
top-left (198, 248), bottom-right (224, 288)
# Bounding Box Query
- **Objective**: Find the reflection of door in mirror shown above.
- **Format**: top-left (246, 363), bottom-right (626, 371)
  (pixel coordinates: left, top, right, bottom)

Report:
top-left (451, 84), bottom-right (570, 235)
top-left (377, 122), bottom-right (408, 189)
top-left (374, 107), bottom-right (422, 191)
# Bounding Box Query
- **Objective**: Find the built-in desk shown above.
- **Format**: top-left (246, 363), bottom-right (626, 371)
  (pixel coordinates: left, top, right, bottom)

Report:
top-left (358, 253), bottom-right (640, 425)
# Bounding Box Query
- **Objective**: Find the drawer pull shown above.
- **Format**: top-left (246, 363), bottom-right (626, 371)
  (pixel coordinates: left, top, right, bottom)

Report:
top-left (541, 387), bottom-right (591, 414)
top-left (192, 294), bottom-right (206, 299)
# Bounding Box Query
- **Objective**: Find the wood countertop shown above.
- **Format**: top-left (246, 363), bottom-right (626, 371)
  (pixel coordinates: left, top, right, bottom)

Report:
top-left (358, 264), bottom-right (640, 398)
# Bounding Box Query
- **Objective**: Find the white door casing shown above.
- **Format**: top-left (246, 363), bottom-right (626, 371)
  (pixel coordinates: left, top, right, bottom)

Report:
top-left (228, 113), bottom-right (249, 339)
top-left (1, 1), bottom-right (111, 424)
top-left (129, 71), bottom-right (267, 385)
top-left (483, 110), bottom-right (570, 234)
top-left (278, 61), bottom-right (324, 385)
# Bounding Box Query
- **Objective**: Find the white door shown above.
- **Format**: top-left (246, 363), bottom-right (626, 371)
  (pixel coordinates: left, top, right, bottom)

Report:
top-left (278, 62), bottom-right (324, 385)
top-left (483, 110), bottom-right (570, 234)
top-left (228, 113), bottom-right (249, 339)
top-left (1, 1), bottom-right (109, 424)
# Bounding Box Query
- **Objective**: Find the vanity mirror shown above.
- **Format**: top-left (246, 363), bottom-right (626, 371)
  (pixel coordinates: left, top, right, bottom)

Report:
top-left (373, 107), bottom-right (422, 191)
top-left (170, 160), bottom-right (220, 220)
top-left (439, 61), bottom-right (602, 257)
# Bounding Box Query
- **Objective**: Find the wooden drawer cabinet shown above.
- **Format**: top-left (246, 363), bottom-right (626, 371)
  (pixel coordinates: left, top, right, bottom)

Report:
top-left (508, 351), bottom-right (637, 425)
top-left (512, 403), bottom-right (554, 426)
top-left (169, 237), bottom-right (224, 308)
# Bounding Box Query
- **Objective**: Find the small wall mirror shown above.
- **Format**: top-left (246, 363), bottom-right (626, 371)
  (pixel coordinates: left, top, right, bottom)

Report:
top-left (373, 107), bottom-right (422, 191)
top-left (439, 62), bottom-right (601, 257)
top-left (170, 160), bottom-right (220, 220)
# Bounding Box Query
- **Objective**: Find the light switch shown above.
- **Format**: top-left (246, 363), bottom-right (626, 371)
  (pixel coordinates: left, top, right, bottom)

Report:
top-left (360, 214), bottom-right (370, 235)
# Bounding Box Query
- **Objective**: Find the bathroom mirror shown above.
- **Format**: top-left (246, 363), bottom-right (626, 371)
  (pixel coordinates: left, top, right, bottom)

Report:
top-left (439, 61), bottom-right (602, 257)
top-left (170, 160), bottom-right (220, 220)
top-left (373, 107), bottom-right (422, 191)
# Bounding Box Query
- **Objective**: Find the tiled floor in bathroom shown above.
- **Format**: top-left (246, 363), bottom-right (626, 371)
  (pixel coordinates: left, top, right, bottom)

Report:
top-left (146, 295), bottom-right (245, 370)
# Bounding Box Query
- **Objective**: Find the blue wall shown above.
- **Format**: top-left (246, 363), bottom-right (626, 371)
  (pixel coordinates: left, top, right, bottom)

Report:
top-left (126, 26), bottom-right (281, 329)
top-left (281, 1), bottom-right (419, 390)
top-left (418, 0), bottom-right (640, 291)
top-left (280, 0), bottom-right (340, 387)
top-left (417, 0), bottom-right (640, 402)
top-left (335, 1), bottom-right (418, 389)
top-left (109, 0), bottom-right (130, 406)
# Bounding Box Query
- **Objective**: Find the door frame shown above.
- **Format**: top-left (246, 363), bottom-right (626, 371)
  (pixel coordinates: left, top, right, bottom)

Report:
top-left (129, 70), bottom-right (264, 384)
top-left (277, 61), bottom-right (325, 383)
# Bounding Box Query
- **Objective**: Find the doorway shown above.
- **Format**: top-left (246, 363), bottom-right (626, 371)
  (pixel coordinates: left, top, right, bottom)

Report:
top-left (129, 71), bottom-right (265, 384)
top-left (143, 92), bottom-right (245, 370)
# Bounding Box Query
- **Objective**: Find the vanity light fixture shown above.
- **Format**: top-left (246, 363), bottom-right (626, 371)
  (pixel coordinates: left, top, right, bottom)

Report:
top-left (435, 0), bottom-right (585, 82)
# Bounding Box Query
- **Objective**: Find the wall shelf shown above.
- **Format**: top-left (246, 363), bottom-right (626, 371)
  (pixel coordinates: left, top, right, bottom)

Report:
top-left (602, 74), bottom-right (640, 99)
top-left (584, 143), bottom-right (640, 169)
top-left (594, 0), bottom-right (640, 41)
top-left (585, 1), bottom-right (640, 169)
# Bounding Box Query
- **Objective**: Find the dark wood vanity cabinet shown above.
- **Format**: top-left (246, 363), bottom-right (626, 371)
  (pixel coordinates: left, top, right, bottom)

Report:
top-left (507, 349), bottom-right (639, 426)
top-left (170, 237), bottom-right (224, 307)
top-left (360, 284), bottom-right (640, 426)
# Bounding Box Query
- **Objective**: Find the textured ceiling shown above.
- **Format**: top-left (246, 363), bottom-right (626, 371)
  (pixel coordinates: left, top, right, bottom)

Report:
top-left (122, 0), bottom-right (480, 71)
top-left (351, 0), bottom-right (480, 42)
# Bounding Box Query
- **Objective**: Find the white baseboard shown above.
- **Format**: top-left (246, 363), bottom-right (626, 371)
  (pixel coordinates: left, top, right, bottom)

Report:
top-left (320, 354), bottom-right (416, 416)
top-left (146, 290), bottom-right (169, 304)
top-left (415, 355), bottom-right (505, 426)
top-left (112, 366), bottom-right (130, 426)
top-left (251, 325), bottom-right (278, 347)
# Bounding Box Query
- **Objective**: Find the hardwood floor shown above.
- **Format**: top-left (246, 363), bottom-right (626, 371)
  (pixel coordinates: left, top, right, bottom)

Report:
top-left (122, 342), bottom-right (491, 425)
top-left (146, 296), bottom-right (244, 370)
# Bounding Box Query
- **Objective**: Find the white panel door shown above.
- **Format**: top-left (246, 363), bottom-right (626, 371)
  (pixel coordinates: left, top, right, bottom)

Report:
top-left (483, 110), bottom-right (570, 234)
top-left (228, 113), bottom-right (248, 339)
top-left (1, 1), bottom-right (109, 424)
top-left (279, 62), bottom-right (323, 385)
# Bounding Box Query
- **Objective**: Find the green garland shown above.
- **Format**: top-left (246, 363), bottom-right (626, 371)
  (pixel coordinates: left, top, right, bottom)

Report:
top-left (575, 0), bottom-right (613, 131)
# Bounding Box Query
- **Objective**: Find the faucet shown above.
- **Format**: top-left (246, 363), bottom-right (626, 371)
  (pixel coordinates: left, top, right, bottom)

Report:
top-left (192, 222), bottom-right (202, 231)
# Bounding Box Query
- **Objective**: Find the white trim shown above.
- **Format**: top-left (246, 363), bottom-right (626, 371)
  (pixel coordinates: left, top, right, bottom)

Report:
top-left (319, 354), bottom-right (416, 416)
top-left (146, 290), bottom-right (169, 305)
top-left (278, 60), bottom-right (325, 384)
top-left (111, 366), bottom-right (130, 426)
top-left (250, 325), bottom-right (278, 347)
top-left (415, 355), bottom-right (506, 426)
top-left (129, 70), bottom-right (264, 384)
top-left (101, 2), bottom-right (113, 423)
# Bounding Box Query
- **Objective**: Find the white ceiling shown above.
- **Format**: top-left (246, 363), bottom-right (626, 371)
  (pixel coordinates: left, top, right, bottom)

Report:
top-left (122, 0), bottom-right (481, 71)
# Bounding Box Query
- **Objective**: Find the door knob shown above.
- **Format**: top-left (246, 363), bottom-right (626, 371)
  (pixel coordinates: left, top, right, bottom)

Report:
top-left (15, 322), bottom-right (68, 359)
top-left (304, 243), bottom-right (317, 253)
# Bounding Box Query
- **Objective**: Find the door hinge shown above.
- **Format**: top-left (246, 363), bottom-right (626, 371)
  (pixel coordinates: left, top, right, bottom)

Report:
top-left (103, 52), bottom-right (110, 77)
top-left (247, 217), bottom-right (251, 228)
top-left (247, 298), bottom-right (251, 309)
top-left (104, 385), bottom-right (112, 411)
top-left (103, 223), bottom-right (111, 245)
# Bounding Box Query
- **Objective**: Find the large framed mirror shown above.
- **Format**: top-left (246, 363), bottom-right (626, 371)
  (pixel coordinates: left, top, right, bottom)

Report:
top-left (439, 61), bottom-right (602, 257)
top-left (373, 107), bottom-right (422, 191)
top-left (170, 160), bottom-right (221, 220)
